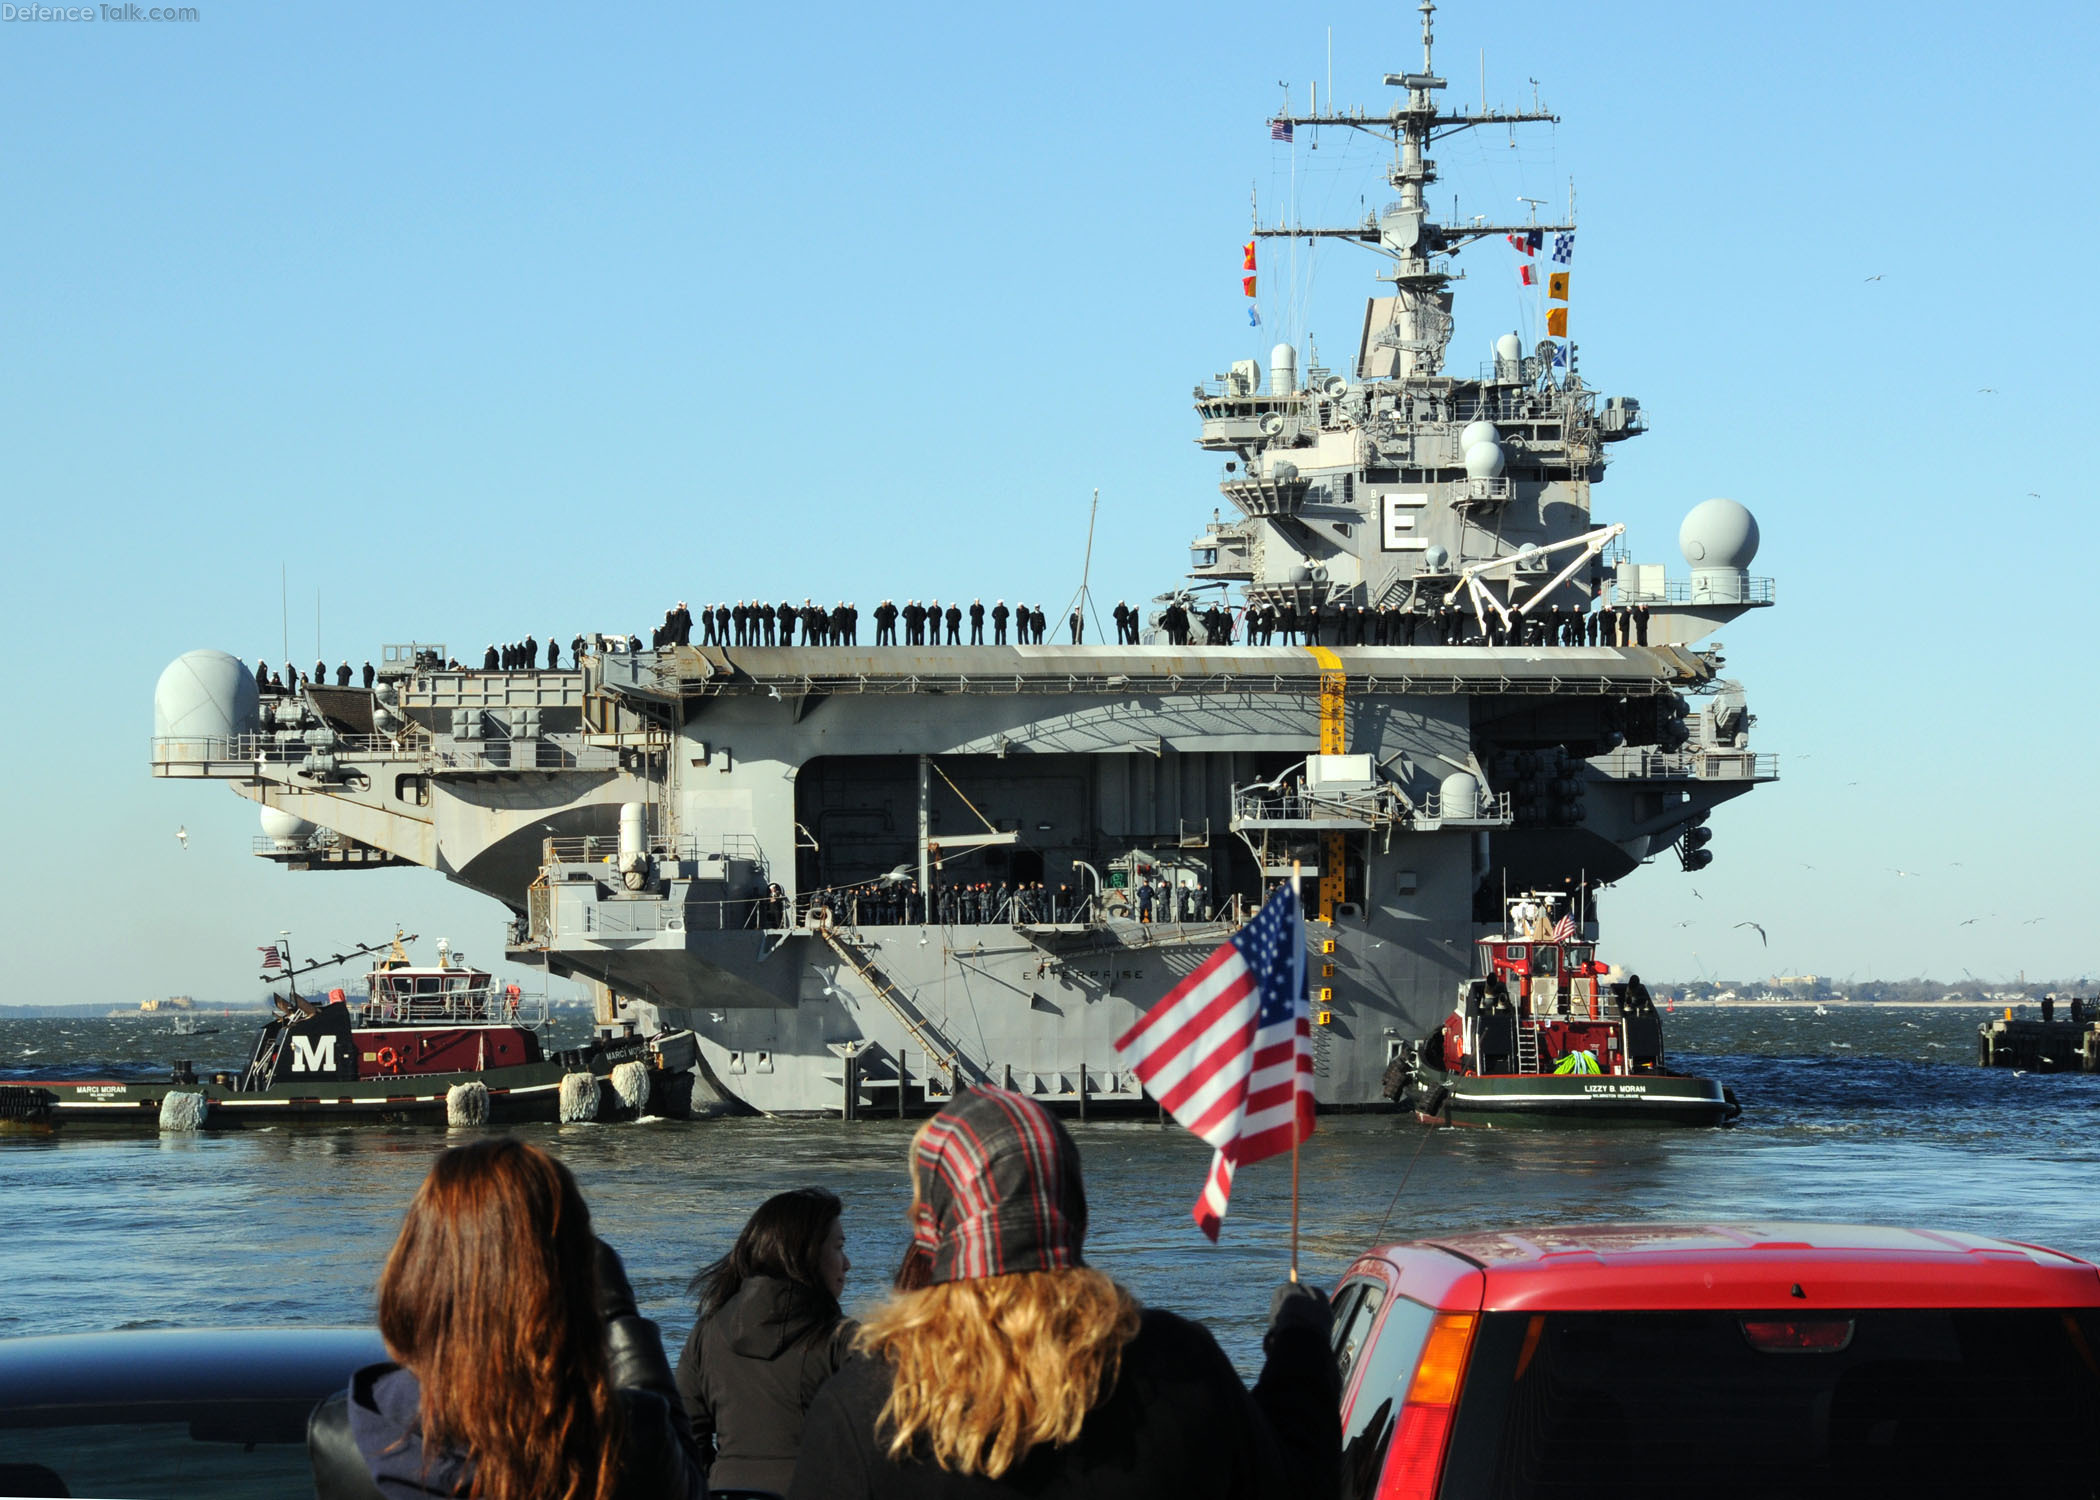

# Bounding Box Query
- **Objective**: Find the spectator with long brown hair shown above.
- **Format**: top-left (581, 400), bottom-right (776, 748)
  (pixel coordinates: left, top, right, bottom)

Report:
top-left (786, 1086), bottom-right (1340, 1499)
top-left (676, 1186), bottom-right (856, 1495)
top-left (308, 1137), bottom-right (702, 1500)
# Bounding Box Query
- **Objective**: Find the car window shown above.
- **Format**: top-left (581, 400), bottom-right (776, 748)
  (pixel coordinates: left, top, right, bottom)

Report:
top-left (0, 1417), bottom-right (316, 1500)
top-left (1331, 1279), bottom-right (1388, 1391)
top-left (1441, 1307), bottom-right (2100, 1498)
top-left (1338, 1295), bottom-right (1437, 1500)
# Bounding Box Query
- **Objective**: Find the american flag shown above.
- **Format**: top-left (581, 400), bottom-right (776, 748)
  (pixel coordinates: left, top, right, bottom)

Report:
top-left (1115, 883), bottom-right (1315, 1240)
top-left (1551, 913), bottom-right (1576, 942)
top-left (1269, 118), bottom-right (1293, 143)
top-left (258, 945), bottom-right (283, 971)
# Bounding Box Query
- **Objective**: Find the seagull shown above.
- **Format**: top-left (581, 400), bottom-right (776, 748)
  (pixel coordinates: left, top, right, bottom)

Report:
top-left (1690, 889), bottom-right (1704, 901)
top-left (2027, 491), bottom-right (2041, 499)
top-left (1977, 387), bottom-right (1996, 394)
top-left (1864, 274), bottom-right (1883, 282)
top-left (2023, 917), bottom-right (2046, 925)
top-left (1888, 868), bottom-right (1921, 878)
top-left (1735, 921), bottom-right (1767, 946)
top-left (1958, 918), bottom-right (1978, 926)
top-left (1673, 920), bottom-right (1694, 928)
top-left (175, 825), bottom-right (188, 849)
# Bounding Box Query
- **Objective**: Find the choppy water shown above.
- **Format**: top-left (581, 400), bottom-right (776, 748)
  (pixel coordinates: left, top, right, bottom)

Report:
top-left (5, 1006), bottom-right (2097, 1367)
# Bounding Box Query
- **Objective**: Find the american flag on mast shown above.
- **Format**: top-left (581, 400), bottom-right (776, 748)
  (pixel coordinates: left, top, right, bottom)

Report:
top-left (257, 945), bottom-right (283, 971)
top-left (1114, 883), bottom-right (1315, 1240)
top-left (1551, 912), bottom-right (1576, 942)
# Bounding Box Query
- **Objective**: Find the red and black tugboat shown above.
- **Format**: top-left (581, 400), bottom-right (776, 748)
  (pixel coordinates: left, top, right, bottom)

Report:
top-left (1386, 894), bottom-right (1738, 1127)
top-left (6, 934), bottom-right (701, 1129)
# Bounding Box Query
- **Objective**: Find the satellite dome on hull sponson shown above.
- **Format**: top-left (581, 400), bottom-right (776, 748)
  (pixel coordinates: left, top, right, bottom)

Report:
top-left (153, 650), bottom-right (258, 749)
top-left (259, 806), bottom-right (317, 848)
top-left (1679, 498), bottom-right (1760, 569)
top-left (1679, 499), bottom-right (1763, 605)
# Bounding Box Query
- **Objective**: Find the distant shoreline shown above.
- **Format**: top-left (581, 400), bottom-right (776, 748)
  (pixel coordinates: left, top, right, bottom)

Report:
top-left (1667, 998), bottom-right (2021, 1010)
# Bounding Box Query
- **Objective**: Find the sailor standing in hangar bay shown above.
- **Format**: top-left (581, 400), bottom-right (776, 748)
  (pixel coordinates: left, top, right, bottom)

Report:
top-left (150, 2), bottom-right (1775, 1120)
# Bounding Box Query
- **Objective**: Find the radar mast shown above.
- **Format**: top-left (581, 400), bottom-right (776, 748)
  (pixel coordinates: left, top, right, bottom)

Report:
top-left (1257, 0), bottom-right (1572, 378)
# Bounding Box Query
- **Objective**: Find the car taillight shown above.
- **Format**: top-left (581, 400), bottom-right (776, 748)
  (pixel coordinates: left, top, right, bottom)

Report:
top-left (1374, 1312), bottom-right (1477, 1500)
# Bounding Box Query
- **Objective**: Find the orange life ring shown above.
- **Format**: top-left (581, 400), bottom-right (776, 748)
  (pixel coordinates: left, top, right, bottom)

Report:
top-left (375, 1045), bottom-right (400, 1073)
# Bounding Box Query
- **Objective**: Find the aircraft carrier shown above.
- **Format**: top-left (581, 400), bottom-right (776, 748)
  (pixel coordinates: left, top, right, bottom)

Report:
top-left (149, 4), bottom-right (1776, 1118)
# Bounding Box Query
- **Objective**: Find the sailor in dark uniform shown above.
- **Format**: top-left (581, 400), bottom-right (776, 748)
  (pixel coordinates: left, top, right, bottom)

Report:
top-left (992, 599), bottom-right (1009, 644)
top-left (969, 598), bottom-right (985, 643)
top-left (483, 645), bottom-right (499, 671)
top-left (1635, 605), bottom-right (1651, 645)
top-left (945, 602), bottom-right (962, 644)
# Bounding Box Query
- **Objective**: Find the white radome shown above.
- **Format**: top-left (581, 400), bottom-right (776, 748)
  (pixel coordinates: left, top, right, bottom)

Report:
top-left (1679, 498), bottom-right (1761, 569)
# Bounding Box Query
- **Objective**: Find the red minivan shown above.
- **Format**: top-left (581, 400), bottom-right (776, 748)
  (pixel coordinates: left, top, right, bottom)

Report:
top-left (1329, 1223), bottom-right (2100, 1499)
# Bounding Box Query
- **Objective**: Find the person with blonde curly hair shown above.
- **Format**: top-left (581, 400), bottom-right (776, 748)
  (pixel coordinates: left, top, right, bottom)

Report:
top-left (787, 1086), bottom-right (1339, 1499)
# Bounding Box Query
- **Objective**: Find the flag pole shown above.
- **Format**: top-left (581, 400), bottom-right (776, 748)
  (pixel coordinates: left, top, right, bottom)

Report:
top-left (1289, 860), bottom-right (1303, 1283)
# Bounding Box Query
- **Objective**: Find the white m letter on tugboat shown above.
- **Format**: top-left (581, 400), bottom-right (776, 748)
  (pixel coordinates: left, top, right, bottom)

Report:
top-left (290, 1035), bottom-right (336, 1073)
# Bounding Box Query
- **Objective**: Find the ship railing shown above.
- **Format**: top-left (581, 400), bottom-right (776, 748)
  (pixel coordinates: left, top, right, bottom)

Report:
top-left (176, 730), bottom-right (621, 775)
top-left (355, 994), bottom-right (550, 1028)
top-left (1418, 787), bottom-right (1512, 825)
top-left (1230, 783), bottom-right (1407, 828)
top-left (1611, 576), bottom-right (1777, 606)
top-left (541, 834), bottom-right (768, 871)
top-left (1592, 748), bottom-right (1780, 782)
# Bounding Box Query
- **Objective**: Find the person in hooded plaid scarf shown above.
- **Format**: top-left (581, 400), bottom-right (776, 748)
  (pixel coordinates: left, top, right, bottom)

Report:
top-left (788, 1086), bottom-right (1339, 1500)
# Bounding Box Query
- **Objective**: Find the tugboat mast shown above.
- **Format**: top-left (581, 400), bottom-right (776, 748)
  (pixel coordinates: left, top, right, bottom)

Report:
top-left (1257, 0), bottom-right (1573, 378)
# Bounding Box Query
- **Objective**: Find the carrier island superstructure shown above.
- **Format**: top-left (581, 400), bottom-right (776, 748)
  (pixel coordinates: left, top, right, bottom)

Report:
top-left (149, 6), bottom-right (1776, 1118)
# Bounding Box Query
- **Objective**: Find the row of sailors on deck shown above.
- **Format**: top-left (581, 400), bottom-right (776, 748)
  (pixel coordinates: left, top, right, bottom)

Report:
top-left (272, 596), bottom-right (1656, 701)
top-left (258, 659), bottom-right (382, 693)
top-left (771, 877), bottom-right (1214, 928)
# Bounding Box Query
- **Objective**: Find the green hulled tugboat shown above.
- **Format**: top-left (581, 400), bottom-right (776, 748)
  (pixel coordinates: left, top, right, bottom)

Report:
top-left (1386, 894), bottom-right (1737, 1128)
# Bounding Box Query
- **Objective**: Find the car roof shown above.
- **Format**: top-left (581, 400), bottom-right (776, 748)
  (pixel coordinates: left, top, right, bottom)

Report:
top-left (0, 1327), bottom-right (386, 1416)
top-left (1353, 1222), bottom-right (2100, 1313)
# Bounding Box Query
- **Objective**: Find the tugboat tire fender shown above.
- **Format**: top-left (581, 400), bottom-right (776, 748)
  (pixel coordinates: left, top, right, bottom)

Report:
top-left (1423, 1084), bottom-right (1451, 1120)
top-left (1722, 1086), bottom-right (1742, 1122)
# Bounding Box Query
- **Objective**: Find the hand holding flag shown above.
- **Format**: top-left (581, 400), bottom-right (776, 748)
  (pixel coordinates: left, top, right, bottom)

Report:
top-left (1114, 883), bottom-right (1316, 1242)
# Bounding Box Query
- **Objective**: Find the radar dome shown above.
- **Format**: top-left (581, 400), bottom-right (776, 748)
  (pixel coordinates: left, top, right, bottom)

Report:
top-left (1423, 543), bottom-right (1451, 571)
top-left (259, 806), bottom-right (316, 847)
top-left (1678, 498), bottom-right (1761, 568)
top-left (1460, 420), bottom-right (1500, 450)
top-left (153, 650), bottom-right (258, 746)
top-left (1439, 770), bottom-right (1481, 817)
top-left (1464, 442), bottom-right (1506, 479)
top-left (1494, 332), bottom-right (1523, 362)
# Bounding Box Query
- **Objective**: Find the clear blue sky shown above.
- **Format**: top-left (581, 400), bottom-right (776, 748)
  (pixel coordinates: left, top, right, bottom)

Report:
top-left (2, 0), bottom-right (2092, 1006)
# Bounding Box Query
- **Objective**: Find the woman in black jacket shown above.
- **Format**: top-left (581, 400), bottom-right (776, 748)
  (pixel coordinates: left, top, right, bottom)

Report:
top-left (308, 1137), bottom-right (702, 1500)
top-left (785, 1086), bottom-right (1340, 1500)
top-left (677, 1186), bottom-right (856, 1497)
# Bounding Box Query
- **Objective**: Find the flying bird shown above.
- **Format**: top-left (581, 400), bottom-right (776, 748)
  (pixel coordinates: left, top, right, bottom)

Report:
top-left (1958, 919), bottom-right (1978, 927)
top-left (1734, 922), bottom-right (1767, 946)
top-left (1888, 868), bottom-right (1921, 878)
top-left (175, 825), bottom-right (188, 849)
top-left (1673, 920), bottom-right (1695, 928)
top-left (1864, 274), bottom-right (1883, 282)
top-left (2027, 491), bottom-right (2041, 499)
top-left (1977, 387), bottom-right (1996, 394)
top-left (2022, 917), bottom-right (2046, 925)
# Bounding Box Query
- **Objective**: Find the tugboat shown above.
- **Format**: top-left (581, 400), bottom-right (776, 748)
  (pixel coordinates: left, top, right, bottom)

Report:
top-left (1386, 894), bottom-right (1738, 1127)
top-left (2, 934), bottom-right (703, 1130)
